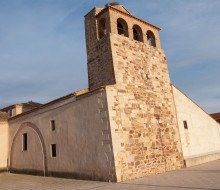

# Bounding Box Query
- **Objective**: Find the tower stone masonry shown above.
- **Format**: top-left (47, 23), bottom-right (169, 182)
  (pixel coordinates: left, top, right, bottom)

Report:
top-left (85, 3), bottom-right (184, 181)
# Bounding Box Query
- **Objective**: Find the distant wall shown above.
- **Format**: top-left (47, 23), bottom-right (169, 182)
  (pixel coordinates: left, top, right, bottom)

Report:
top-left (0, 121), bottom-right (8, 171)
top-left (173, 85), bottom-right (220, 163)
top-left (15, 105), bottom-right (23, 115)
top-left (8, 89), bottom-right (116, 182)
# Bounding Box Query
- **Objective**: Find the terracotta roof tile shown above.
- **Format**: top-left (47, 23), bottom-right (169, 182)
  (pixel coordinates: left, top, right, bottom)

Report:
top-left (210, 112), bottom-right (220, 119)
top-left (22, 101), bottom-right (43, 107)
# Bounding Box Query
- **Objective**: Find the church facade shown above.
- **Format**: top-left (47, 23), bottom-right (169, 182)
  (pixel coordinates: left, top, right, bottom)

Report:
top-left (1, 3), bottom-right (220, 182)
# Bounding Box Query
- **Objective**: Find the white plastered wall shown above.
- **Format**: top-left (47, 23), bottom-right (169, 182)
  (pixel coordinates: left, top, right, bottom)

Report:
top-left (172, 85), bottom-right (220, 159)
top-left (0, 121), bottom-right (8, 170)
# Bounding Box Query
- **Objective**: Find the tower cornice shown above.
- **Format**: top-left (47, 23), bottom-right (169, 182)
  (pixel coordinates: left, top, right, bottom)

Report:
top-left (96, 6), bottom-right (161, 31)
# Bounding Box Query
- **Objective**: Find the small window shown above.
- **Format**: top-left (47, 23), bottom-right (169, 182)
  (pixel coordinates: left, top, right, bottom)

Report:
top-left (51, 144), bottom-right (57, 157)
top-left (147, 30), bottom-right (156, 47)
top-left (51, 120), bottom-right (55, 131)
top-left (22, 133), bottom-right (27, 151)
top-left (8, 108), bottom-right (16, 117)
top-left (183, 121), bottom-right (188, 129)
top-left (8, 109), bottom-right (13, 117)
top-left (133, 25), bottom-right (143, 42)
top-left (117, 18), bottom-right (129, 37)
top-left (98, 18), bottom-right (106, 39)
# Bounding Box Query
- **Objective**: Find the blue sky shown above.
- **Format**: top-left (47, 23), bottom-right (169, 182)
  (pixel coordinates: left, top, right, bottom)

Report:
top-left (0, 0), bottom-right (220, 113)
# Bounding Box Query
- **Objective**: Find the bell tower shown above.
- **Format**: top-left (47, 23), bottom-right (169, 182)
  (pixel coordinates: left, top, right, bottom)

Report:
top-left (85, 2), bottom-right (162, 90)
top-left (85, 3), bottom-right (184, 182)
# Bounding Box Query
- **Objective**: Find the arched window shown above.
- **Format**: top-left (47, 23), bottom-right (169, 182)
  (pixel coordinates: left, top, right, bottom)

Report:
top-left (133, 25), bottom-right (143, 42)
top-left (117, 18), bottom-right (129, 37)
top-left (99, 18), bottom-right (106, 39)
top-left (147, 30), bottom-right (156, 47)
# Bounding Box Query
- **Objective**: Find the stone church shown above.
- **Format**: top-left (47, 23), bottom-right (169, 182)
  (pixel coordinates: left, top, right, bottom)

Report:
top-left (0, 3), bottom-right (220, 182)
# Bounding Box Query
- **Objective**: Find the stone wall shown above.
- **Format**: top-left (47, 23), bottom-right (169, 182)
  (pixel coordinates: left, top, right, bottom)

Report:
top-left (85, 6), bottom-right (162, 91)
top-left (105, 33), bottom-right (184, 182)
top-left (8, 89), bottom-right (116, 182)
top-left (173, 86), bottom-right (220, 161)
